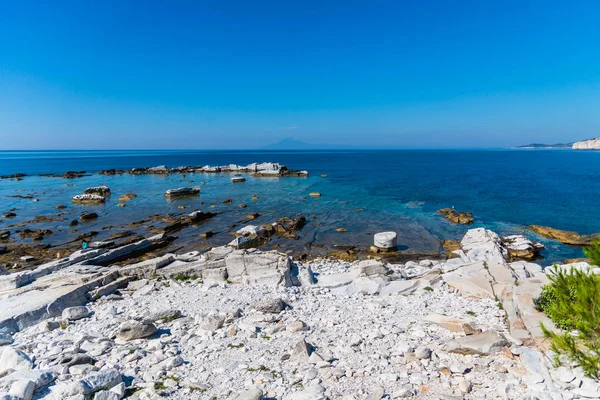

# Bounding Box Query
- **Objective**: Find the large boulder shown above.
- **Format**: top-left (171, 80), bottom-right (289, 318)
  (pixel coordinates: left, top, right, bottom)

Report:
top-left (0, 347), bottom-right (33, 375)
top-left (373, 232), bottom-right (397, 251)
top-left (461, 228), bottom-right (508, 264)
top-left (223, 249), bottom-right (293, 287)
top-left (501, 235), bottom-right (544, 259)
top-left (115, 321), bottom-right (157, 341)
top-left (62, 306), bottom-right (90, 321)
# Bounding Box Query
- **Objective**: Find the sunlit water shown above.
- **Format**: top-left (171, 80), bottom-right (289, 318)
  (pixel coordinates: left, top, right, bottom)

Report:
top-left (1, 149), bottom-right (599, 264)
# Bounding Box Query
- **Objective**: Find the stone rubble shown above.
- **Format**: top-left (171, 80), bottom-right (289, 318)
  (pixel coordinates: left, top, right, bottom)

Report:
top-left (0, 228), bottom-right (597, 399)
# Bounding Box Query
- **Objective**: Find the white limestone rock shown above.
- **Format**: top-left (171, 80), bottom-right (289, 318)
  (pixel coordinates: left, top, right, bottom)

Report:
top-left (373, 231), bottom-right (397, 250)
top-left (573, 137), bottom-right (600, 150)
top-left (62, 306), bottom-right (90, 321)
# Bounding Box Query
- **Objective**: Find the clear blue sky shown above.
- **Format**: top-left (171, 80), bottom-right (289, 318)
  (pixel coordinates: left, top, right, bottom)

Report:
top-left (1, 0), bottom-right (599, 149)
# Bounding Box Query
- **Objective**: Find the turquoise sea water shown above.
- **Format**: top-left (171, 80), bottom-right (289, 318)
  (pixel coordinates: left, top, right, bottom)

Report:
top-left (1, 149), bottom-right (599, 264)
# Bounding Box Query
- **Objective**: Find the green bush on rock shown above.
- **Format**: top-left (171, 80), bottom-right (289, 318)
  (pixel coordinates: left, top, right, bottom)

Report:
top-left (536, 265), bottom-right (600, 378)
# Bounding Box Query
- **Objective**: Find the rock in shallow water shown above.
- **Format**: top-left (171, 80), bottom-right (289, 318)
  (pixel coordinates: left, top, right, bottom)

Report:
top-left (374, 231), bottom-right (397, 250)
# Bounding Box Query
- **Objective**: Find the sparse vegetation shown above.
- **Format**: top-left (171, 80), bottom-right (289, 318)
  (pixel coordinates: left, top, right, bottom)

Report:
top-left (536, 266), bottom-right (600, 378)
top-left (584, 239), bottom-right (600, 266)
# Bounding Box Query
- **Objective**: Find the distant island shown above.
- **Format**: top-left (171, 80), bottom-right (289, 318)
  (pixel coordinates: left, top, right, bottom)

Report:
top-left (515, 138), bottom-right (600, 150)
top-left (515, 142), bottom-right (574, 149)
top-left (573, 138), bottom-right (600, 150)
top-left (262, 138), bottom-right (315, 150)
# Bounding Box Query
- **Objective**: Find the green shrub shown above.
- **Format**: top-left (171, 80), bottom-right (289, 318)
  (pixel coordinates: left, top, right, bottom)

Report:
top-left (584, 239), bottom-right (600, 266)
top-left (537, 266), bottom-right (600, 378)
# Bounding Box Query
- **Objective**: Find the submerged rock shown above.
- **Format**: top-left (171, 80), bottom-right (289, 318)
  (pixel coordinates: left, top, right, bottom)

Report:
top-left (438, 208), bottom-right (474, 224)
top-left (80, 212), bottom-right (98, 222)
top-left (117, 193), bottom-right (137, 201)
top-left (529, 225), bottom-right (600, 246)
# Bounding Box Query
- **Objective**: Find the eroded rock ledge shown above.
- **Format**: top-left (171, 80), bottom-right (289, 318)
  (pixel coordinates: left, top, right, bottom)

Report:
top-left (0, 228), bottom-right (597, 399)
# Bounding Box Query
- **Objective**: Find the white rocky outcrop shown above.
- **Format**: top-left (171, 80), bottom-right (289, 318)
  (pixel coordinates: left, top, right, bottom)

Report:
top-left (573, 138), bottom-right (600, 150)
top-left (0, 228), bottom-right (597, 399)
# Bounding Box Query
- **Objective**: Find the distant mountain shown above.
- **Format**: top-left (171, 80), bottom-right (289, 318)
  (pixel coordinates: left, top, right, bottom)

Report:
top-left (516, 142), bottom-right (574, 149)
top-left (262, 138), bottom-right (317, 150)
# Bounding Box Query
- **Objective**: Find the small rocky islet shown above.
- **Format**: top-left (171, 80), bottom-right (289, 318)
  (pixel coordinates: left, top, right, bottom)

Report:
top-left (2, 162), bottom-right (600, 399)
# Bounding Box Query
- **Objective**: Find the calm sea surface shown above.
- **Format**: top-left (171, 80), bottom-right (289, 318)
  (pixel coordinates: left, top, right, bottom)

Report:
top-left (1, 149), bottom-right (599, 264)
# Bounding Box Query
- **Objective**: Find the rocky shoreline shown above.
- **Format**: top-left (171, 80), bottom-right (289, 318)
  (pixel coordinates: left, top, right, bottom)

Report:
top-left (0, 163), bottom-right (309, 181)
top-left (0, 227), bottom-right (598, 399)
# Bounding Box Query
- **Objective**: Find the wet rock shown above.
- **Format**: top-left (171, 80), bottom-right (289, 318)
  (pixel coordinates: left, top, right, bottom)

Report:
top-left (117, 193), bottom-right (137, 201)
top-left (69, 219), bottom-right (79, 227)
top-left (84, 186), bottom-right (111, 196)
top-left (200, 231), bottom-right (216, 239)
top-left (228, 236), bottom-right (266, 250)
top-left (529, 225), bottom-right (600, 246)
top-left (80, 212), bottom-right (99, 222)
top-left (115, 321), bottom-right (157, 341)
top-left (62, 306), bottom-right (90, 321)
top-left (164, 187), bottom-right (200, 197)
top-left (438, 208), bottom-right (474, 224)
top-left (2, 212), bottom-right (16, 219)
top-left (18, 229), bottom-right (53, 241)
top-left (0, 230), bottom-right (10, 240)
top-left (72, 194), bottom-right (105, 204)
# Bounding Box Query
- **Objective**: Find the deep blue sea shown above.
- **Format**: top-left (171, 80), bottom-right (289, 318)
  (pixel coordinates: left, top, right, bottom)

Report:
top-left (1, 149), bottom-right (599, 264)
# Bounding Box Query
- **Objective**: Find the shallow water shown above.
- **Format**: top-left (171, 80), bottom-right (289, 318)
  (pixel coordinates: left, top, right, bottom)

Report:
top-left (1, 149), bottom-right (599, 264)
